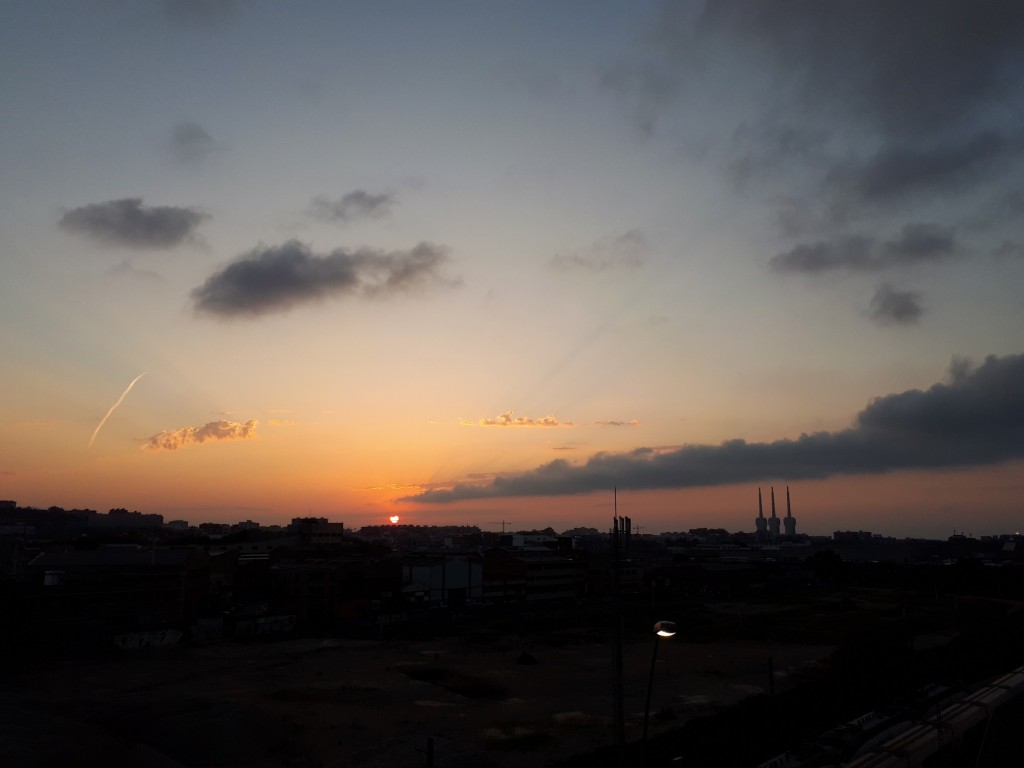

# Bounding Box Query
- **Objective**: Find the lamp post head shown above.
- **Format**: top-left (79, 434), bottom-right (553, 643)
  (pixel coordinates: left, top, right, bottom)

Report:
top-left (653, 620), bottom-right (677, 637)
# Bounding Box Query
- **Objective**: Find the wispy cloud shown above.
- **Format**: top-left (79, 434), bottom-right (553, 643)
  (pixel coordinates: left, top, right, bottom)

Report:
top-left (869, 284), bottom-right (924, 326)
top-left (309, 190), bottom-right (396, 223)
top-left (596, 419), bottom-right (640, 427)
top-left (367, 482), bottom-right (425, 492)
top-left (142, 419), bottom-right (258, 451)
top-left (59, 198), bottom-right (208, 249)
top-left (191, 240), bottom-right (459, 318)
top-left (461, 411), bottom-right (573, 428)
top-left (550, 230), bottom-right (650, 272)
top-left (406, 353), bottom-right (1024, 502)
top-left (107, 260), bottom-right (161, 281)
top-left (170, 121), bottom-right (221, 164)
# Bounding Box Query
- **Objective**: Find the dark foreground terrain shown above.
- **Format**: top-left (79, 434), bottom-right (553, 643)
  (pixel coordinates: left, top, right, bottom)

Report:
top-left (4, 587), bottom-right (1024, 767)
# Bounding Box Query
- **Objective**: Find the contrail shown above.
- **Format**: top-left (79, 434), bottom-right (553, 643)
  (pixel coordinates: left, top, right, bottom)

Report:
top-left (88, 371), bottom-right (147, 448)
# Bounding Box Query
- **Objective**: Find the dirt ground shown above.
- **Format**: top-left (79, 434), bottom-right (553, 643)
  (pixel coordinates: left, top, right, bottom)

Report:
top-left (1, 628), bottom-right (833, 768)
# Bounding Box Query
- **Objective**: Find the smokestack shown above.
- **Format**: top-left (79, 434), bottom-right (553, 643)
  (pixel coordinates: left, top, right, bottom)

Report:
top-left (784, 486), bottom-right (797, 536)
top-left (770, 486), bottom-right (777, 518)
top-left (758, 487), bottom-right (763, 517)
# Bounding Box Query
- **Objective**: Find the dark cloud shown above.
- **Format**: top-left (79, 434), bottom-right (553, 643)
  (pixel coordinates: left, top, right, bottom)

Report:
top-left (771, 225), bottom-right (959, 274)
top-left (880, 225), bottom-right (959, 265)
top-left (728, 124), bottom-right (832, 192)
top-left (59, 198), bottom-right (208, 248)
top-left (405, 353), bottom-right (1024, 503)
top-left (309, 191), bottom-right (396, 223)
top-left (869, 284), bottom-right (924, 326)
top-left (550, 230), bottom-right (650, 272)
top-left (770, 236), bottom-right (873, 274)
top-left (611, 1), bottom-right (1024, 253)
top-left (692, 1), bottom-right (1024, 141)
top-left (170, 121), bottom-right (219, 164)
top-left (192, 239), bottom-right (458, 318)
top-left (825, 132), bottom-right (1019, 207)
top-left (609, 1), bottom-right (1024, 141)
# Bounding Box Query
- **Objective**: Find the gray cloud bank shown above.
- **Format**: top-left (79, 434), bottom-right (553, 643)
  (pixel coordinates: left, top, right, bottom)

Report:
top-left (59, 198), bottom-right (207, 248)
top-left (406, 352), bottom-right (1024, 503)
top-left (192, 239), bottom-right (458, 317)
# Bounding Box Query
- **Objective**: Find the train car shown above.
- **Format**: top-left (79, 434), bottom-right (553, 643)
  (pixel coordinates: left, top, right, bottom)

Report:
top-left (756, 741), bottom-right (830, 768)
top-left (848, 720), bottom-right (916, 761)
top-left (957, 685), bottom-right (1011, 718)
top-left (772, 666), bottom-right (1024, 768)
top-left (987, 667), bottom-right (1024, 698)
top-left (840, 752), bottom-right (911, 768)
top-left (863, 721), bottom-right (944, 767)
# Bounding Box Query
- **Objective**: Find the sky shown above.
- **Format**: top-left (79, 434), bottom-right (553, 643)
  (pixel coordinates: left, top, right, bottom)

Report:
top-left (2, 1), bottom-right (1023, 539)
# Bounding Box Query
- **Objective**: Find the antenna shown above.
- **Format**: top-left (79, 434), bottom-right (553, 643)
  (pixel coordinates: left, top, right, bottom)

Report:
top-left (611, 487), bottom-right (632, 551)
top-left (487, 520), bottom-right (513, 533)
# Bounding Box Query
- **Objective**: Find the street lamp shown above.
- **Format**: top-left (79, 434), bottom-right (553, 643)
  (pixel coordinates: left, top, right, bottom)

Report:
top-left (654, 621), bottom-right (677, 638)
top-left (641, 620), bottom-right (677, 766)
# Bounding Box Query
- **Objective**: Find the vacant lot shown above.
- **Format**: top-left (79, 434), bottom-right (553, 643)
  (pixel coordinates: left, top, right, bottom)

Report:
top-left (2, 625), bottom-right (831, 767)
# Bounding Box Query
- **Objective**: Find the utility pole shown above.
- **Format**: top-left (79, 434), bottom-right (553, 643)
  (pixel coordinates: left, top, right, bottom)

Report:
top-left (610, 488), bottom-right (626, 761)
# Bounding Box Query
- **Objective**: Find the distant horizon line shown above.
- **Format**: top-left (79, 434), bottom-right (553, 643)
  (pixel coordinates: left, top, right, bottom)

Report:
top-left (3, 501), bottom-right (1016, 542)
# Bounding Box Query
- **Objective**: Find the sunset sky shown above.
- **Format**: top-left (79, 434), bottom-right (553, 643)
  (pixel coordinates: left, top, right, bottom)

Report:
top-left (3, 1), bottom-right (1023, 538)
